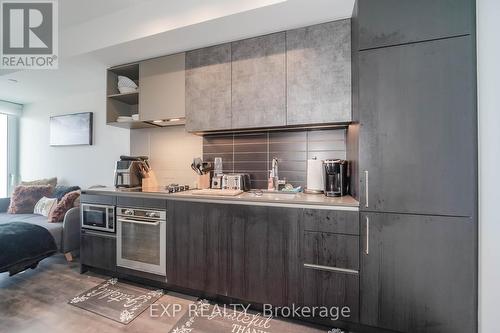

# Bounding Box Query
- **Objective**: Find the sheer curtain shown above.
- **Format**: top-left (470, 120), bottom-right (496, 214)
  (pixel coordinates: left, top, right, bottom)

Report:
top-left (0, 100), bottom-right (22, 197)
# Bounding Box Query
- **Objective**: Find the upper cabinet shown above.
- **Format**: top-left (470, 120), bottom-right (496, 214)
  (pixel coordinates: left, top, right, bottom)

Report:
top-left (185, 44), bottom-right (232, 132)
top-left (139, 53), bottom-right (185, 122)
top-left (355, 0), bottom-right (474, 50)
top-left (231, 32), bottom-right (286, 129)
top-left (287, 20), bottom-right (351, 125)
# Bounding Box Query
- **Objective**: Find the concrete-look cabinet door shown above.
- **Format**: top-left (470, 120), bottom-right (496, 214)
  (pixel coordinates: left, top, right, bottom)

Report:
top-left (139, 53), bottom-right (185, 122)
top-left (287, 20), bottom-right (352, 125)
top-left (231, 32), bottom-right (286, 129)
top-left (358, 36), bottom-right (476, 217)
top-left (185, 44), bottom-right (232, 132)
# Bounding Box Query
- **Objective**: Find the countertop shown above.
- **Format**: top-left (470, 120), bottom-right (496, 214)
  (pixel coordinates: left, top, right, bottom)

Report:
top-left (83, 187), bottom-right (359, 211)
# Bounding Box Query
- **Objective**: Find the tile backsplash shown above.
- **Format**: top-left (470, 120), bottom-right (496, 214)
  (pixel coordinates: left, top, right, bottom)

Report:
top-left (203, 128), bottom-right (346, 189)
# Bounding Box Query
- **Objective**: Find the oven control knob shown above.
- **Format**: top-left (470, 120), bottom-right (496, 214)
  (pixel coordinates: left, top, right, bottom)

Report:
top-left (146, 212), bottom-right (159, 218)
top-left (124, 209), bottom-right (134, 216)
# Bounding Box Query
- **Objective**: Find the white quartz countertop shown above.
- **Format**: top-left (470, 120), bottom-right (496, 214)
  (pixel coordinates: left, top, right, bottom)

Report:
top-left (83, 187), bottom-right (359, 210)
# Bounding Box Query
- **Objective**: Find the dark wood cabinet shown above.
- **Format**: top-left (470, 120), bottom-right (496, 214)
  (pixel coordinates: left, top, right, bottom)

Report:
top-left (80, 229), bottom-right (116, 272)
top-left (166, 201), bottom-right (228, 295)
top-left (116, 196), bottom-right (166, 209)
top-left (360, 212), bottom-right (476, 333)
top-left (355, 0), bottom-right (474, 50)
top-left (185, 44), bottom-right (232, 132)
top-left (358, 36), bottom-right (476, 216)
top-left (228, 205), bottom-right (301, 306)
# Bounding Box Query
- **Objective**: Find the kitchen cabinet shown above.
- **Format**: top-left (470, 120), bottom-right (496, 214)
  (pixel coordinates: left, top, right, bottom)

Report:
top-left (166, 201), bottom-right (228, 295)
top-left (286, 20), bottom-right (351, 125)
top-left (358, 36), bottom-right (476, 216)
top-left (360, 212), bottom-right (476, 333)
top-left (185, 44), bottom-right (232, 132)
top-left (139, 53), bottom-right (185, 122)
top-left (355, 0), bottom-right (474, 50)
top-left (116, 196), bottom-right (166, 210)
top-left (302, 232), bottom-right (359, 322)
top-left (231, 32), bottom-right (286, 129)
top-left (228, 205), bottom-right (301, 306)
top-left (80, 229), bottom-right (116, 272)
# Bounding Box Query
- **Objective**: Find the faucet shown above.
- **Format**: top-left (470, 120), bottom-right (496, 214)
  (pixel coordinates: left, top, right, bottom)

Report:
top-left (271, 157), bottom-right (286, 191)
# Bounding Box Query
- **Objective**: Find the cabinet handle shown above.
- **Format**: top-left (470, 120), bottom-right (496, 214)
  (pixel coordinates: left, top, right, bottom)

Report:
top-left (365, 215), bottom-right (370, 255)
top-left (364, 170), bottom-right (369, 208)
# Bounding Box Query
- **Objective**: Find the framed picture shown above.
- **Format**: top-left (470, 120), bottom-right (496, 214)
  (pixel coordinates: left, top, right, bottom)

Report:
top-left (50, 112), bottom-right (93, 146)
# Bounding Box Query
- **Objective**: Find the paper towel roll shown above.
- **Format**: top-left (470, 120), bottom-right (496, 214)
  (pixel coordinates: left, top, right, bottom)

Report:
top-left (306, 159), bottom-right (324, 193)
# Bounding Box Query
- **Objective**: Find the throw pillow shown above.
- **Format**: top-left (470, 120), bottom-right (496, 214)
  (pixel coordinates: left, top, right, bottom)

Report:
top-left (8, 185), bottom-right (54, 214)
top-left (52, 185), bottom-right (81, 200)
top-left (33, 197), bottom-right (58, 217)
top-left (21, 177), bottom-right (57, 187)
top-left (48, 190), bottom-right (80, 223)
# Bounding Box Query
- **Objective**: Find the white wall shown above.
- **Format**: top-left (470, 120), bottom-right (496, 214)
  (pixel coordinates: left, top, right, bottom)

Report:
top-left (20, 89), bottom-right (130, 189)
top-left (477, 0), bottom-right (500, 332)
top-left (130, 125), bottom-right (202, 188)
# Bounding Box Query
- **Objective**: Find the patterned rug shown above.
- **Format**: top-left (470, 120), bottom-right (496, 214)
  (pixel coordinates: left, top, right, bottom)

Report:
top-left (168, 299), bottom-right (346, 333)
top-left (68, 278), bottom-right (163, 324)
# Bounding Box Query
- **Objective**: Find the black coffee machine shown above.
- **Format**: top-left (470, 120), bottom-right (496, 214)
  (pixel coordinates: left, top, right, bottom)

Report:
top-left (323, 160), bottom-right (350, 197)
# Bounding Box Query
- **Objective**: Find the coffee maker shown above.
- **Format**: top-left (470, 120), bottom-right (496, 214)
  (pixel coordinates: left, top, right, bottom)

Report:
top-left (323, 160), bottom-right (349, 197)
top-left (114, 156), bottom-right (150, 188)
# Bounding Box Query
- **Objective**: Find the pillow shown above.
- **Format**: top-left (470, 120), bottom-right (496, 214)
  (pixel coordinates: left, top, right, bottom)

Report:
top-left (48, 190), bottom-right (80, 223)
top-left (21, 177), bottom-right (57, 187)
top-left (8, 185), bottom-right (54, 214)
top-left (33, 197), bottom-right (58, 217)
top-left (52, 185), bottom-right (81, 200)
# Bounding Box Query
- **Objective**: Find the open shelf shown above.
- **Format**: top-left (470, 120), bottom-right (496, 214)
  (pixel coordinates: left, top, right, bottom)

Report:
top-left (107, 91), bottom-right (139, 105)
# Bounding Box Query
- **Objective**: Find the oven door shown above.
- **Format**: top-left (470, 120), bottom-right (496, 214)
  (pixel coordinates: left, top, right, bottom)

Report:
top-left (81, 204), bottom-right (115, 232)
top-left (116, 216), bottom-right (166, 276)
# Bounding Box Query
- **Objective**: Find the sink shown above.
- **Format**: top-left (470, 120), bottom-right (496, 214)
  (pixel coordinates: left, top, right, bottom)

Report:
top-left (250, 189), bottom-right (298, 196)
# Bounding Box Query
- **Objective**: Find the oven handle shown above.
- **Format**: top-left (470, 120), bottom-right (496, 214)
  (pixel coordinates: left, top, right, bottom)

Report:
top-left (117, 218), bottom-right (160, 226)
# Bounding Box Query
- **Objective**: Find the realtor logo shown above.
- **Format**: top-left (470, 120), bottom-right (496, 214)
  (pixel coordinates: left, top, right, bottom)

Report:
top-left (1, 0), bottom-right (58, 69)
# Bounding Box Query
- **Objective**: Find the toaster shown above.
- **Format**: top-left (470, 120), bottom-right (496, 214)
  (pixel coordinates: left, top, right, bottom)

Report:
top-left (222, 174), bottom-right (251, 191)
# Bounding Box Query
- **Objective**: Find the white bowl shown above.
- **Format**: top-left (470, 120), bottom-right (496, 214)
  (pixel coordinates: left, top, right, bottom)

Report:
top-left (118, 86), bottom-right (137, 94)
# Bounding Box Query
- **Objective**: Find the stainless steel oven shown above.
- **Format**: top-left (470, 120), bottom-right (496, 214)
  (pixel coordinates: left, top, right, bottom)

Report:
top-left (116, 207), bottom-right (166, 276)
top-left (81, 204), bottom-right (115, 233)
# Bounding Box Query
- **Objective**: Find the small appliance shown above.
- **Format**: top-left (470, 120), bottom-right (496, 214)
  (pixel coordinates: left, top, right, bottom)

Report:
top-left (114, 156), bottom-right (150, 188)
top-left (222, 174), bottom-right (250, 191)
top-left (323, 160), bottom-right (350, 197)
top-left (81, 203), bottom-right (115, 233)
top-left (211, 175), bottom-right (223, 189)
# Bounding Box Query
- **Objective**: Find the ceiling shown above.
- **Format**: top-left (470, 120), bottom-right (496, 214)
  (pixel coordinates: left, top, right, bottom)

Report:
top-left (0, 0), bottom-right (355, 104)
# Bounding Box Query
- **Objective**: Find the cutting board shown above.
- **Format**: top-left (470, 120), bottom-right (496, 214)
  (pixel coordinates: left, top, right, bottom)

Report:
top-left (192, 189), bottom-right (243, 196)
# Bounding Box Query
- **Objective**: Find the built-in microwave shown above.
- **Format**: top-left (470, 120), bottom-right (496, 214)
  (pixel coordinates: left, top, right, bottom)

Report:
top-left (81, 203), bottom-right (115, 233)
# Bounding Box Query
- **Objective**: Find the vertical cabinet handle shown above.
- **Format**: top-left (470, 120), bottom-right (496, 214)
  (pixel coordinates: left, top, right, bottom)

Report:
top-left (365, 215), bottom-right (370, 255)
top-left (364, 170), bottom-right (369, 208)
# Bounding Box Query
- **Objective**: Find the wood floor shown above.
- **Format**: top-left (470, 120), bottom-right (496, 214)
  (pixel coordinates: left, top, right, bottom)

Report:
top-left (0, 255), bottom-right (332, 333)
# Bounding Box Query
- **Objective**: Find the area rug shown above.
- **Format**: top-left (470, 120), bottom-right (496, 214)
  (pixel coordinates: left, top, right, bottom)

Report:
top-left (168, 300), bottom-right (345, 333)
top-left (68, 278), bottom-right (163, 324)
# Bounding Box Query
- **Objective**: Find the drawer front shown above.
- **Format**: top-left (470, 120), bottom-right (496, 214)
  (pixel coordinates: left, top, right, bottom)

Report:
top-left (80, 230), bottom-right (116, 272)
top-left (303, 209), bottom-right (359, 235)
top-left (303, 232), bottom-right (359, 272)
top-left (303, 269), bottom-right (359, 323)
top-left (81, 194), bottom-right (116, 206)
top-left (116, 196), bottom-right (166, 209)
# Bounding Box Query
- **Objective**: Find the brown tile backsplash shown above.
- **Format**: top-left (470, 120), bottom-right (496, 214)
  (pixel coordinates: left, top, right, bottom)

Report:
top-left (203, 128), bottom-right (346, 189)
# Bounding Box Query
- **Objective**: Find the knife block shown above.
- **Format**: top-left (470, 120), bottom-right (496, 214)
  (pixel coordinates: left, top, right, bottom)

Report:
top-left (198, 173), bottom-right (211, 189)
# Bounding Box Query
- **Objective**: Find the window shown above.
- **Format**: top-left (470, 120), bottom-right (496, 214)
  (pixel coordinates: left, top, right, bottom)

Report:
top-left (0, 114), bottom-right (6, 197)
top-left (0, 101), bottom-right (21, 197)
